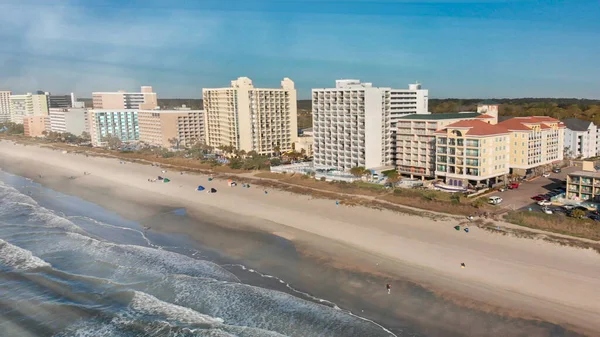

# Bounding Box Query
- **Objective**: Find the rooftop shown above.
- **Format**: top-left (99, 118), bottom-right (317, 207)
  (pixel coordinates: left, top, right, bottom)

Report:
top-left (497, 116), bottom-right (564, 131)
top-left (475, 114), bottom-right (495, 119)
top-left (396, 112), bottom-right (481, 120)
top-left (434, 119), bottom-right (509, 136)
top-left (569, 171), bottom-right (600, 179)
top-left (562, 118), bottom-right (593, 132)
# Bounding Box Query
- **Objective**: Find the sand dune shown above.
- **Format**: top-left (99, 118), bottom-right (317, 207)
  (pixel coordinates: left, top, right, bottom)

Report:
top-left (1, 140), bottom-right (599, 336)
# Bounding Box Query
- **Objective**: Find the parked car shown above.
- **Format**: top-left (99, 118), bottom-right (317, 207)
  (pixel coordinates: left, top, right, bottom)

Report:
top-left (532, 195), bottom-right (546, 201)
top-left (488, 196), bottom-right (503, 205)
top-left (542, 172), bottom-right (551, 177)
top-left (508, 182), bottom-right (520, 189)
top-left (537, 200), bottom-right (552, 206)
top-left (589, 214), bottom-right (600, 221)
top-left (552, 168), bottom-right (561, 173)
top-left (541, 207), bottom-right (553, 214)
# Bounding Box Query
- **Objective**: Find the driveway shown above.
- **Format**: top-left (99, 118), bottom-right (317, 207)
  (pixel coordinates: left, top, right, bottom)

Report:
top-left (492, 166), bottom-right (576, 211)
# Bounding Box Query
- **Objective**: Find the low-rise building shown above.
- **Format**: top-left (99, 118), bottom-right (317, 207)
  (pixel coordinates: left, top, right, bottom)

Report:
top-left (23, 115), bottom-right (48, 137)
top-left (566, 170), bottom-right (600, 202)
top-left (48, 108), bottom-right (88, 135)
top-left (497, 116), bottom-right (565, 176)
top-left (138, 108), bottom-right (204, 148)
top-left (88, 110), bottom-right (139, 147)
top-left (396, 112), bottom-right (495, 178)
top-left (562, 118), bottom-right (597, 159)
top-left (434, 119), bottom-right (510, 188)
top-left (294, 136), bottom-right (314, 157)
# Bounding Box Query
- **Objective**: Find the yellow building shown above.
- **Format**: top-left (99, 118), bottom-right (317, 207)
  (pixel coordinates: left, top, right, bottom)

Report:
top-left (202, 77), bottom-right (298, 155)
top-left (138, 109), bottom-right (205, 148)
top-left (497, 116), bottom-right (564, 176)
top-left (396, 112), bottom-right (496, 178)
top-left (434, 119), bottom-right (510, 188)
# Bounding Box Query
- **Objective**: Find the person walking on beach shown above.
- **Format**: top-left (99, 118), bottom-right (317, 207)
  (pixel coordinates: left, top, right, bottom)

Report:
top-left (386, 283), bottom-right (391, 294)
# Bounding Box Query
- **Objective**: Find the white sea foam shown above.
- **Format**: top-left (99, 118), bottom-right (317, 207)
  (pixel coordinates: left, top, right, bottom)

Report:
top-left (144, 274), bottom-right (395, 337)
top-left (0, 238), bottom-right (51, 270)
top-left (129, 291), bottom-right (224, 326)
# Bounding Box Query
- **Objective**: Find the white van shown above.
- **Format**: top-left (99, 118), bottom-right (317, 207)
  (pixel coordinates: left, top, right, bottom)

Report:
top-left (488, 196), bottom-right (503, 205)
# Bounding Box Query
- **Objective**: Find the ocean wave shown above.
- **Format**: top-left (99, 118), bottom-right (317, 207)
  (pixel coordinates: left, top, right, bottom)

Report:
top-left (0, 238), bottom-right (51, 271)
top-left (141, 275), bottom-right (393, 337)
top-left (129, 291), bottom-right (224, 327)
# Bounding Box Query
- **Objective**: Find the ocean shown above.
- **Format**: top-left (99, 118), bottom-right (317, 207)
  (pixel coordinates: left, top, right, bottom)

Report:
top-left (0, 171), bottom-right (398, 337)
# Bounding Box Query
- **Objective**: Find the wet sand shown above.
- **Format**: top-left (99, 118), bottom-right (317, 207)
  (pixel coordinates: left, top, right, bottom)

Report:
top-left (1, 141), bottom-right (599, 336)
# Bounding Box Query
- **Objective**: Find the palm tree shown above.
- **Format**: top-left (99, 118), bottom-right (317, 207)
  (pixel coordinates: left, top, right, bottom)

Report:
top-left (386, 171), bottom-right (401, 184)
top-left (350, 166), bottom-right (366, 177)
top-left (168, 138), bottom-right (181, 150)
top-left (273, 145), bottom-right (281, 157)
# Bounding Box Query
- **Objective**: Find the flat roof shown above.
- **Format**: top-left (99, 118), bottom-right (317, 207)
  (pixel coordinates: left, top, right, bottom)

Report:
top-left (138, 109), bottom-right (203, 113)
top-left (396, 112), bottom-right (481, 120)
top-left (568, 171), bottom-right (600, 179)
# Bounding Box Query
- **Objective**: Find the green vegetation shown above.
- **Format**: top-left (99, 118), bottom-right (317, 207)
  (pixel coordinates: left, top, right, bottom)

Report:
top-left (0, 122), bottom-right (24, 135)
top-left (505, 211), bottom-right (600, 241)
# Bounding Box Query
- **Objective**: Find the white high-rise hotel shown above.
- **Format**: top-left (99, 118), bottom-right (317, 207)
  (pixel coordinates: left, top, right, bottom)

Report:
top-left (312, 80), bottom-right (428, 171)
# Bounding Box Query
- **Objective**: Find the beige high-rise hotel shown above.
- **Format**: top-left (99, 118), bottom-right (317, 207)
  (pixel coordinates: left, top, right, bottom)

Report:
top-left (92, 86), bottom-right (158, 110)
top-left (202, 77), bottom-right (298, 155)
top-left (138, 106), bottom-right (205, 149)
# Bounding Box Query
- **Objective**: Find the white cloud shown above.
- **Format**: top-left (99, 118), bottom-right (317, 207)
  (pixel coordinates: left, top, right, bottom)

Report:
top-left (0, 2), bottom-right (221, 96)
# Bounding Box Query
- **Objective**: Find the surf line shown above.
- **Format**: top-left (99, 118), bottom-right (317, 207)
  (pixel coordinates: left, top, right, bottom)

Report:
top-left (221, 263), bottom-right (398, 337)
top-left (68, 216), bottom-right (157, 248)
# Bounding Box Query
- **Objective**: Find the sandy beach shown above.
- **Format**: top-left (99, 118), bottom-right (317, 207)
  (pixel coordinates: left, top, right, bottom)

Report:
top-left (1, 140), bottom-right (599, 337)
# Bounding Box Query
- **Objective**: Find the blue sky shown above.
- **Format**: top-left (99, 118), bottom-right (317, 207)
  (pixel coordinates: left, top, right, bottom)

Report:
top-left (0, 0), bottom-right (598, 99)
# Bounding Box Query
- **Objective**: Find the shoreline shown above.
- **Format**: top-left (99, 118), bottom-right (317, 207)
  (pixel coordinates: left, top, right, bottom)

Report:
top-left (1, 141), bottom-right (599, 336)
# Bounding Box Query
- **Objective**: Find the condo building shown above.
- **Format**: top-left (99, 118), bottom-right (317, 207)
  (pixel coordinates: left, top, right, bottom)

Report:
top-left (48, 108), bottom-right (88, 135)
top-left (202, 77), bottom-right (297, 155)
top-left (434, 120), bottom-right (510, 187)
top-left (396, 112), bottom-right (495, 178)
top-left (88, 110), bottom-right (139, 147)
top-left (23, 115), bottom-right (48, 137)
top-left (9, 93), bottom-right (49, 124)
top-left (312, 80), bottom-right (429, 171)
top-left (562, 118), bottom-right (598, 159)
top-left (138, 107), bottom-right (205, 148)
top-left (0, 91), bottom-right (11, 122)
top-left (566, 168), bottom-right (600, 202)
top-left (92, 86), bottom-right (158, 110)
top-left (497, 116), bottom-right (564, 176)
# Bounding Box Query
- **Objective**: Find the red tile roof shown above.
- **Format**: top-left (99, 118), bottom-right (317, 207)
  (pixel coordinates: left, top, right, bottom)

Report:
top-left (497, 116), bottom-right (564, 131)
top-left (475, 114), bottom-right (495, 119)
top-left (434, 119), bottom-right (509, 136)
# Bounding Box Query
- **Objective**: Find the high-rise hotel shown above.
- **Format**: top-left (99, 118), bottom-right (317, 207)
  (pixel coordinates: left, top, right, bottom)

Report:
top-left (92, 86), bottom-right (158, 110)
top-left (202, 77), bottom-right (298, 155)
top-left (312, 80), bottom-right (428, 171)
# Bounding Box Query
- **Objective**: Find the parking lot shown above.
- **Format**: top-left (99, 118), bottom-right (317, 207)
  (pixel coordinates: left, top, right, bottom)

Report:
top-left (488, 166), bottom-right (576, 211)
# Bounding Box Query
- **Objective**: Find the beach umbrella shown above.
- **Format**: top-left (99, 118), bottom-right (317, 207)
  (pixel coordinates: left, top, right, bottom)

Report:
top-left (163, 178), bottom-right (170, 183)
top-left (454, 225), bottom-right (460, 231)
top-left (464, 228), bottom-right (469, 233)
top-left (197, 185), bottom-right (205, 191)
top-left (210, 188), bottom-right (217, 193)
top-left (157, 176), bottom-right (164, 180)
top-left (208, 177), bottom-right (213, 181)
